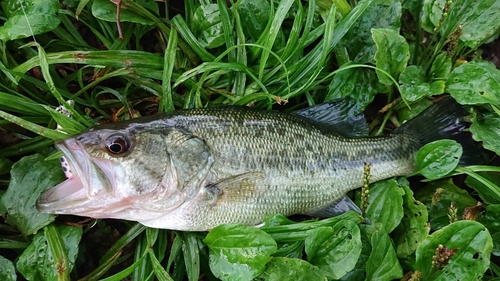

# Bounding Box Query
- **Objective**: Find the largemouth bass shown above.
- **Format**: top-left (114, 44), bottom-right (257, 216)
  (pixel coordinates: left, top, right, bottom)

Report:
top-left (37, 98), bottom-right (474, 231)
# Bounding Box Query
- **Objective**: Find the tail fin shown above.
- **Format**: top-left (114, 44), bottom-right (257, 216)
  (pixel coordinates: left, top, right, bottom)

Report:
top-left (395, 97), bottom-right (481, 165)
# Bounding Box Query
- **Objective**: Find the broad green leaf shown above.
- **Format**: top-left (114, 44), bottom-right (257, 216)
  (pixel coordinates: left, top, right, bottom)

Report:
top-left (477, 204), bottom-right (500, 256)
top-left (1, 154), bottom-right (65, 235)
top-left (399, 65), bottom-right (445, 101)
top-left (0, 158), bottom-right (13, 175)
top-left (0, 0), bottom-right (61, 41)
top-left (92, 0), bottom-right (159, 25)
top-left (305, 221), bottom-right (362, 280)
top-left (392, 184), bottom-right (430, 258)
top-left (366, 228), bottom-right (403, 280)
top-left (470, 111), bottom-right (500, 156)
top-left (465, 172), bottom-right (500, 204)
top-left (339, 224), bottom-right (371, 281)
top-left (326, 65), bottom-right (380, 114)
top-left (17, 225), bottom-right (83, 281)
top-left (341, 1), bottom-right (402, 63)
top-left (447, 61), bottom-right (500, 105)
top-left (257, 257), bottom-right (327, 280)
top-left (415, 220), bottom-right (492, 280)
top-left (192, 4), bottom-right (225, 49)
top-left (204, 224), bottom-right (277, 281)
top-left (372, 28), bottom-right (410, 85)
top-left (0, 255), bottom-right (16, 281)
top-left (238, 0), bottom-right (271, 41)
top-left (365, 178), bottom-right (405, 234)
top-left (421, 0), bottom-right (500, 49)
top-left (415, 179), bottom-right (478, 230)
top-left (415, 139), bottom-right (462, 180)
top-left (429, 52), bottom-right (452, 79)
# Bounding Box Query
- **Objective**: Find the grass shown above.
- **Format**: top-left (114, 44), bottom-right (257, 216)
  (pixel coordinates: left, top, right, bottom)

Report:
top-left (1, 0), bottom-right (500, 280)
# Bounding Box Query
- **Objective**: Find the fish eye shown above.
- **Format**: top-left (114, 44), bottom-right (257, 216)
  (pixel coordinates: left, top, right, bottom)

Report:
top-left (105, 134), bottom-right (129, 155)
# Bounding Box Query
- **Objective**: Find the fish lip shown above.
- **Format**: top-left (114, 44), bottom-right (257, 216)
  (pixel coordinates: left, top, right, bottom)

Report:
top-left (37, 139), bottom-right (95, 213)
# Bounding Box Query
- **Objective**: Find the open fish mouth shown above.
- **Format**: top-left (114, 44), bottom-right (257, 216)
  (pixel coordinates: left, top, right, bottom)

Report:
top-left (36, 138), bottom-right (119, 214)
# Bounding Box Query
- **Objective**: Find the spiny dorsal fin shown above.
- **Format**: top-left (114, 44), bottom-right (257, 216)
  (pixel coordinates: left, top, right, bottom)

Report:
top-left (293, 97), bottom-right (368, 137)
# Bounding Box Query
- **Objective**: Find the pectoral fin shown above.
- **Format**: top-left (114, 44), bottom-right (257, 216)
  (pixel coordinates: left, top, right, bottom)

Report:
top-left (303, 195), bottom-right (362, 218)
top-left (204, 173), bottom-right (265, 205)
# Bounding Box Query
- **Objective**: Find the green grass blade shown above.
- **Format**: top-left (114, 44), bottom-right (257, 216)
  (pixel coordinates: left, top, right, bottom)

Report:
top-left (99, 254), bottom-right (147, 281)
top-left (99, 223), bottom-right (147, 265)
top-left (257, 0), bottom-right (295, 80)
top-left (172, 15), bottom-right (216, 62)
top-left (149, 249), bottom-right (174, 281)
top-left (79, 250), bottom-right (122, 281)
top-left (44, 224), bottom-right (70, 281)
top-left (160, 27), bottom-right (178, 113)
top-left (0, 109), bottom-right (67, 140)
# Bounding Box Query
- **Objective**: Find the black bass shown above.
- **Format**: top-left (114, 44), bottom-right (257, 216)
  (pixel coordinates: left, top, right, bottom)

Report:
top-left (37, 98), bottom-right (474, 231)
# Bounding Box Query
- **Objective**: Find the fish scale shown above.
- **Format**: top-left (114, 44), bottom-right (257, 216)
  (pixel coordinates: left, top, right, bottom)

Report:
top-left (37, 98), bottom-right (475, 231)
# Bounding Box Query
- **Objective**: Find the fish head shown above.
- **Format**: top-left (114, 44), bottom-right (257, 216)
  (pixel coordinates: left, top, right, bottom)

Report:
top-left (37, 124), bottom-right (185, 222)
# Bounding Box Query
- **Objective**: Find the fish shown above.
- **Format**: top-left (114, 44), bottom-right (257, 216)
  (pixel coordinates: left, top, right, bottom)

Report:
top-left (37, 97), bottom-right (476, 231)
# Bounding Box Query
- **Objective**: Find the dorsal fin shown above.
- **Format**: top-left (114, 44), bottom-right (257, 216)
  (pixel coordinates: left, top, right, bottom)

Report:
top-left (293, 97), bottom-right (368, 137)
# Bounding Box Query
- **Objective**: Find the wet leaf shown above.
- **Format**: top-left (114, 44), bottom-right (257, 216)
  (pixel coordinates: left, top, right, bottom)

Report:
top-left (399, 65), bottom-right (445, 101)
top-left (421, 0), bottom-right (500, 49)
top-left (326, 65), bottom-right (380, 114)
top-left (477, 204), bottom-right (500, 256)
top-left (365, 178), bottom-right (405, 234)
top-left (392, 184), bottom-right (430, 258)
top-left (192, 4), bottom-right (225, 49)
top-left (447, 61), bottom-right (500, 105)
top-left (17, 225), bottom-right (82, 281)
top-left (339, 224), bottom-right (371, 281)
top-left (366, 228), bottom-right (403, 280)
top-left (415, 220), bottom-right (492, 280)
top-left (415, 179), bottom-right (478, 230)
top-left (415, 139), bottom-right (462, 180)
top-left (341, 1), bottom-right (402, 63)
top-left (429, 52), bottom-right (452, 79)
top-left (470, 111), bottom-right (500, 156)
top-left (204, 224), bottom-right (277, 281)
top-left (0, 0), bottom-right (61, 41)
top-left (92, 0), bottom-right (159, 25)
top-left (305, 220), bottom-right (362, 279)
top-left (1, 154), bottom-right (65, 236)
top-left (238, 0), bottom-right (271, 41)
top-left (372, 28), bottom-right (410, 85)
top-left (257, 257), bottom-right (326, 280)
top-left (0, 255), bottom-right (16, 281)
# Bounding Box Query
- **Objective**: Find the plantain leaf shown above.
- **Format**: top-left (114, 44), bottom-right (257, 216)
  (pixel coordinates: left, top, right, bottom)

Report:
top-left (366, 227), bottom-right (403, 280)
top-left (372, 28), bottom-right (410, 85)
top-left (415, 139), bottom-right (462, 180)
top-left (257, 257), bottom-right (326, 280)
top-left (392, 184), bottom-right (430, 258)
top-left (365, 178), bottom-right (405, 234)
top-left (305, 220), bottom-right (362, 280)
top-left (204, 224), bottom-right (277, 281)
top-left (470, 111), bottom-right (500, 156)
top-left (0, 0), bottom-right (61, 41)
top-left (399, 65), bottom-right (445, 102)
top-left (477, 204), bottom-right (500, 256)
top-left (447, 61), bottom-right (500, 105)
top-left (17, 225), bottom-right (82, 281)
top-left (1, 154), bottom-right (64, 236)
top-left (415, 220), bottom-right (492, 280)
top-left (0, 255), bottom-right (16, 281)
